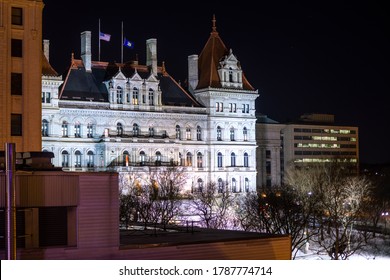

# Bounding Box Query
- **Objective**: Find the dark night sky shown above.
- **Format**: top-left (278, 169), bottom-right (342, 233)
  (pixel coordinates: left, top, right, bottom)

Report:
top-left (42, 1), bottom-right (389, 164)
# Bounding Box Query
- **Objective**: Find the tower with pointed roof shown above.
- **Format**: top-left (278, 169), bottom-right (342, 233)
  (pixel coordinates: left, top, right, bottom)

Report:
top-left (187, 15), bottom-right (259, 191)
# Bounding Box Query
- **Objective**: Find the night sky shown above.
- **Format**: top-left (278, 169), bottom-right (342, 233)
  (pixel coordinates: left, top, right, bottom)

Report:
top-left (42, 1), bottom-right (389, 164)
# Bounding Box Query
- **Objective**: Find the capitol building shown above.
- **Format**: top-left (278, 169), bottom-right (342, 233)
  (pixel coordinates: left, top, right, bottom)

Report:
top-left (41, 18), bottom-right (259, 193)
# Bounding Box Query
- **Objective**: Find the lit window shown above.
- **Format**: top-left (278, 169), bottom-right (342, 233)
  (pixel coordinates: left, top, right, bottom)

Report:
top-left (132, 87), bottom-right (139, 105)
top-left (217, 126), bottom-right (222, 141)
top-left (197, 152), bottom-right (203, 168)
top-left (87, 123), bottom-right (93, 138)
top-left (186, 152), bottom-right (192, 166)
top-left (74, 123), bottom-right (81, 138)
top-left (176, 125), bottom-right (181, 140)
top-left (186, 128), bottom-right (191, 140)
top-left (75, 151), bottom-right (82, 167)
top-left (62, 121), bottom-right (68, 137)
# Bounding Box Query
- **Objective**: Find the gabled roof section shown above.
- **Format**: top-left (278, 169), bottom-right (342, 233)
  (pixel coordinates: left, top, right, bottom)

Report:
top-left (197, 15), bottom-right (255, 91)
top-left (42, 52), bottom-right (58, 76)
top-left (59, 57), bottom-right (202, 107)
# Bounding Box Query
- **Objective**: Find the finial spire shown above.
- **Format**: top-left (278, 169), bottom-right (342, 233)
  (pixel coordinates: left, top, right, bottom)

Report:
top-left (211, 14), bottom-right (218, 34)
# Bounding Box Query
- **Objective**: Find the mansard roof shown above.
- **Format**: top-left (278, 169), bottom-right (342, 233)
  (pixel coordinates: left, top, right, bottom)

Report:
top-left (197, 16), bottom-right (255, 91)
top-left (59, 58), bottom-right (202, 107)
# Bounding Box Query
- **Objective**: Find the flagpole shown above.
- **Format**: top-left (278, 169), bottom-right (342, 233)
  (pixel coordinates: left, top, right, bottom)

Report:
top-left (121, 21), bottom-right (123, 64)
top-left (98, 18), bottom-right (101, 61)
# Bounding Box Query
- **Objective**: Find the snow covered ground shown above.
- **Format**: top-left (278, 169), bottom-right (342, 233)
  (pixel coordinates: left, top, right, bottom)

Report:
top-left (294, 233), bottom-right (390, 260)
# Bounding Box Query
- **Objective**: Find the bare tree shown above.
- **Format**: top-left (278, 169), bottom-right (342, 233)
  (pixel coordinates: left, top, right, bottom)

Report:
top-left (149, 166), bottom-right (187, 230)
top-left (189, 181), bottom-right (235, 229)
top-left (287, 162), bottom-right (373, 260)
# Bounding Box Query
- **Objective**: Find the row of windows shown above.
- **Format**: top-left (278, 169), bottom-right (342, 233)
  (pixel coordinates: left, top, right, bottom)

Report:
top-left (111, 87), bottom-right (158, 106)
top-left (294, 143), bottom-right (357, 149)
top-left (294, 158), bottom-right (358, 163)
top-left (294, 135), bottom-right (357, 142)
top-left (293, 128), bottom-right (357, 134)
top-left (195, 177), bottom-right (250, 193)
top-left (294, 151), bottom-right (357, 156)
top-left (42, 120), bottom-right (250, 141)
top-left (58, 150), bottom-right (251, 168)
top-left (216, 102), bottom-right (250, 113)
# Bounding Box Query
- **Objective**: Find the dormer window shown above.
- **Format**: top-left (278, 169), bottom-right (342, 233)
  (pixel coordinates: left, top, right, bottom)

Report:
top-left (218, 50), bottom-right (243, 89)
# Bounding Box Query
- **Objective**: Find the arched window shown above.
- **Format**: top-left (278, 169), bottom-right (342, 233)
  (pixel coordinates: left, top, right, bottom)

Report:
top-left (245, 178), bottom-right (249, 192)
top-left (75, 150), bottom-right (82, 167)
top-left (232, 178), bottom-right (237, 192)
top-left (217, 152), bottom-right (223, 168)
top-left (123, 150), bottom-right (129, 166)
top-left (197, 152), bottom-right (203, 168)
top-left (186, 152), bottom-right (192, 166)
top-left (244, 152), bottom-right (249, 167)
top-left (117, 123), bottom-right (123, 136)
top-left (61, 150), bottom-right (69, 167)
top-left (148, 88), bottom-right (154, 105)
top-left (74, 122), bottom-right (81, 138)
top-left (42, 119), bottom-right (49, 136)
top-left (140, 151), bottom-right (146, 165)
top-left (87, 123), bottom-right (93, 138)
top-left (117, 86), bottom-right (123, 104)
top-left (155, 151), bottom-right (161, 166)
top-left (243, 127), bottom-right (248, 141)
top-left (176, 125), bottom-right (181, 140)
top-left (133, 123), bottom-right (139, 136)
top-left (186, 127), bottom-right (191, 140)
top-left (231, 152), bottom-right (236, 167)
top-left (230, 127), bottom-right (235, 141)
top-left (218, 178), bottom-right (224, 193)
top-left (149, 127), bottom-right (154, 137)
top-left (132, 87), bottom-right (139, 105)
top-left (197, 178), bottom-right (203, 193)
top-left (179, 152), bottom-right (183, 166)
top-left (196, 126), bottom-right (202, 141)
top-left (62, 121), bottom-right (68, 137)
top-left (87, 151), bottom-right (94, 167)
top-left (217, 126), bottom-right (222, 141)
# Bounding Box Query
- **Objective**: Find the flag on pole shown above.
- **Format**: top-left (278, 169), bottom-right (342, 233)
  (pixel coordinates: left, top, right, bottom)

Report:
top-left (99, 32), bottom-right (111, 42)
top-left (123, 38), bottom-right (134, 49)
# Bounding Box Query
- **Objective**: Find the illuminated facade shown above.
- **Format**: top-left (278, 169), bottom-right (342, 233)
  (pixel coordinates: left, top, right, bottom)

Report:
top-left (0, 0), bottom-right (44, 153)
top-left (257, 113), bottom-right (359, 187)
top-left (41, 19), bottom-right (259, 193)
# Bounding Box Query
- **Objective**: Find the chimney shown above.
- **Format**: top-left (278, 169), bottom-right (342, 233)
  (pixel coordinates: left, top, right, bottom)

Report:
top-left (81, 31), bottom-right (92, 72)
top-left (43, 39), bottom-right (50, 61)
top-left (188, 54), bottom-right (199, 92)
top-left (146, 38), bottom-right (157, 76)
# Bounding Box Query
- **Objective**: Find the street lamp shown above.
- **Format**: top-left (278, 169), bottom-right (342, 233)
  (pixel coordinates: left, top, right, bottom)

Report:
top-left (381, 212), bottom-right (389, 233)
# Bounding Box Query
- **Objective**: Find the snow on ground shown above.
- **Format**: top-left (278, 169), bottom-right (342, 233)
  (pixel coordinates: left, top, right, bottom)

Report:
top-left (294, 233), bottom-right (390, 260)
